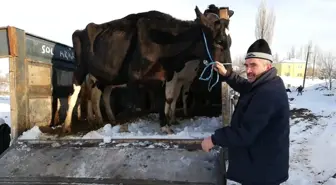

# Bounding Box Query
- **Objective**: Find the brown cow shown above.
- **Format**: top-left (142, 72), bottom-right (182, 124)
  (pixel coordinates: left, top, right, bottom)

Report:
top-left (62, 6), bottom-right (233, 134)
top-left (76, 5), bottom-right (234, 126)
top-left (163, 5), bottom-right (234, 126)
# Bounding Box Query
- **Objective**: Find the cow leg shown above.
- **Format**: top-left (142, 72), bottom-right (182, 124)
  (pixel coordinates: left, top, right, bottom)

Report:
top-left (50, 97), bottom-right (59, 127)
top-left (181, 60), bottom-right (200, 116)
top-left (77, 83), bottom-right (89, 121)
top-left (148, 90), bottom-right (156, 111)
top-left (102, 85), bottom-right (116, 125)
top-left (87, 95), bottom-right (94, 126)
top-left (81, 83), bottom-right (89, 120)
top-left (59, 97), bottom-right (70, 123)
top-left (163, 72), bottom-right (179, 134)
top-left (86, 74), bottom-right (96, 126)
top-left (63, 84), bottom-right (81, 133)
top-left (169, 81), bottom-right (183, 125)
top-left (158, 85), bottom-right (171, 134)
top-left (76, 95), bottom-right (81, 120)
top-left (182, 82), bottom-right (192, 117)
top-left (91, 85), bottom-right (104, 128)
top-left (55, 98), bottom-right (66, 126)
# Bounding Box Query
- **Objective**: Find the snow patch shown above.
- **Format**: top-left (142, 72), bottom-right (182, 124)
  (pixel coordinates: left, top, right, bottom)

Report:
top-left (19, 126), bottom-right (43, 140)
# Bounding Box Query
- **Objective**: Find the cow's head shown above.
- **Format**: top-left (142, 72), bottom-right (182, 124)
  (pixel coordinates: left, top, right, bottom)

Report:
top-left (195, 5), bottom-right (234, 71)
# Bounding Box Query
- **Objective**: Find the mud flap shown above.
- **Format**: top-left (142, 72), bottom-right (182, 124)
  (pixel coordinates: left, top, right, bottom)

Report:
top-left (0, 139), bottom-right (227, 185)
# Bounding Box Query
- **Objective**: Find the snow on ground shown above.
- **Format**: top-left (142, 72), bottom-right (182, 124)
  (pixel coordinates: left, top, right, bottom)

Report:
top-left (1, 76), bottom-right (336, 185)
top-left (281, 79), bottom-right (336, 185)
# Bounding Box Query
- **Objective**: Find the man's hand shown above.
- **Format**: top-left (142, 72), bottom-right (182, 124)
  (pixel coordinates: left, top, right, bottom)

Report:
top-left (213, 61), bottom-right (228, 76)
top-left (201, 136), bottom-right (215, 152)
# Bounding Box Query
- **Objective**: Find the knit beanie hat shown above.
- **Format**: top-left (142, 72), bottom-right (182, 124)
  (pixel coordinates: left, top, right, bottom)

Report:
top-left (245, 39), bottom-right (273, 62)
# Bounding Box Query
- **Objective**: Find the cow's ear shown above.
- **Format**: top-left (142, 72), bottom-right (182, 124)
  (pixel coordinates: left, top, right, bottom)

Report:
top-left (194, 6), bottom-right (213, 29)
top-left (229, 10), bottom-right (234, 17)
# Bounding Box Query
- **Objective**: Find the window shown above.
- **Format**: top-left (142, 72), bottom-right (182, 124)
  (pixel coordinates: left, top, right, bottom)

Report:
top-left (297, 73), bottom-right (302, 77)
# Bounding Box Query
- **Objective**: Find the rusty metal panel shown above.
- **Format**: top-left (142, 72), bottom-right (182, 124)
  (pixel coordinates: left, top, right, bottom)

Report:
top-left (221, 82), bottom-right (231, 175)
top-left (27, 61), bottom-right (51, 87)
top-left (7, 27), bottom-right (77, 138)
top-left (7, 26), bottom-right (18, 57)
top-left (0, 29), bottom-right (9, 57)
top-left (221, 82), bottom-right (231, 127)
top-left (28, 97), bottom-right (52, 127)
top-left (25, 33), bottom-right (75, 65)
top-left (9, 57), bottom-right (18, 138)
top-left (9, 28), bottom-right (28, 139)
top-left (27, 60), bottom-right (52, 128)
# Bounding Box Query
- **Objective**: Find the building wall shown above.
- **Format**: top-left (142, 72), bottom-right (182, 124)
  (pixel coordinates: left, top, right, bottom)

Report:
top-left (273, 59), bottom-right (306, 78)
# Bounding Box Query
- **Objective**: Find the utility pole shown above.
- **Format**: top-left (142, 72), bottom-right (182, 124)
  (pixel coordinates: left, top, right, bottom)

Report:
top-left (302, 45), bottom-right (312, 88)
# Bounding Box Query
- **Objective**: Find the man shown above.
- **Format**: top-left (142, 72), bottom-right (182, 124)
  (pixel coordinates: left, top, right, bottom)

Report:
top-left (201, 39), bottom-right (290, 185)
top-left (296, 85), bottom-right (303, 96)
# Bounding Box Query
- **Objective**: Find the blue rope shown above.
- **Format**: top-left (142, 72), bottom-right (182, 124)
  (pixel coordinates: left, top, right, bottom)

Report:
top-left (198, 31), bottom-right (219, 92)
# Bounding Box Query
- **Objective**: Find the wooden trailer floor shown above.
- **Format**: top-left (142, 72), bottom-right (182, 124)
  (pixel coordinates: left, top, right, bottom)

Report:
top-left (0, 139), bottom-right (226, 185)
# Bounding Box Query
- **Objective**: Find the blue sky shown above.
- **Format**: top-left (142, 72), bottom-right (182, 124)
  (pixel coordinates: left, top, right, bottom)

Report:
top-left (1, 0), bottom-right (335, 59)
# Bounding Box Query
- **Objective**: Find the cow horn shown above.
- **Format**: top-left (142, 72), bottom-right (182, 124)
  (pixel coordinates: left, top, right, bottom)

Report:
top-left (194, 6), bottom-right (202, 17)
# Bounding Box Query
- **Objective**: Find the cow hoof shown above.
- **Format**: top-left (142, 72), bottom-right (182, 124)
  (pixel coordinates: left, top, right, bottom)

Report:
top-left (111, 121), bottom-right (117, 126)
top-left (62, 126), bottom-right (71, 133)
top-left (161, 126), bottom-right (174, 135)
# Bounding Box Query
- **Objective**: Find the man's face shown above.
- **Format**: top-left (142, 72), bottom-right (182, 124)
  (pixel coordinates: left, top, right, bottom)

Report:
top-left (244, 58), bottom-right (272, 82)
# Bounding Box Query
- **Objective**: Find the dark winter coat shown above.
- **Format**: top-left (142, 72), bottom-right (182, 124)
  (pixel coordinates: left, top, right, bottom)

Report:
top-left (211, 67), bottom-right (290, 184)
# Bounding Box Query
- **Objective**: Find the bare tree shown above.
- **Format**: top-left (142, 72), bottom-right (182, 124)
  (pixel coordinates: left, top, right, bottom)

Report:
top-left (255, 0), bottom-right (276, 46)
top-left (319, 52), bottom-right (336, 90)
top-left (232, 55), bottom-right (245, 67)
top-left (273, 53), bottom-right (279, 63)
top-left (311, 45), bottom-right (320, 80)
top-left (232, 55), bottom-right (247, 78)
top-left (295, 46), bottom-right (303, 59)
top-left (0, 74), bottom-right (9, 95)
top-left (287, 46), bottom-right (295, 59)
